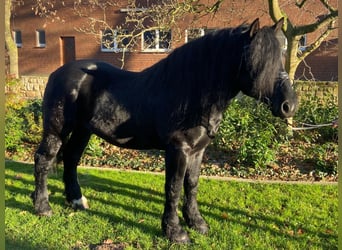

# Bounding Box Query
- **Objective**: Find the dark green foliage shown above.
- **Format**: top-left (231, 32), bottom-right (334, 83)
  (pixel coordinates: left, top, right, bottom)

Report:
top-left (213, 95), bottom-right (289, 167)
top-left (293, 92), bottom-right (338, 143)
top-left (5, 98), bottom-right (42, 155)
top-left (292, 90), bottom-right (338, 177)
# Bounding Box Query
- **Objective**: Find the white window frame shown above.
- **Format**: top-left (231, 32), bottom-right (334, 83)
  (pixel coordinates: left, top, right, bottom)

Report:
top-left (35, 29), bottom-right (46, 48)
top-left (12, 30), bottom-right (22, 48)
top-left (101, 29), bottom-right (129, 53)
top-left (141, 29), bottom-right (171, 52)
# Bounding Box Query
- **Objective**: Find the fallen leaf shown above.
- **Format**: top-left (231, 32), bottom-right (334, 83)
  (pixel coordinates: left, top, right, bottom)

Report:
top-left (103, 239), bottom-right (114, 244)
top-left (221, 212), bottom-right (229, 220)
top-left (297, 228), bottom-right (304, 235)
top-left (15, 174), bottom-right (23, 180)
top-left (287, 230), bottom-right (294, 236)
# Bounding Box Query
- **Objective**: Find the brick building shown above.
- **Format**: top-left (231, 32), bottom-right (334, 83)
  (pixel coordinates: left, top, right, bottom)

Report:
top-left (9, 0), bottom-right (338, 81)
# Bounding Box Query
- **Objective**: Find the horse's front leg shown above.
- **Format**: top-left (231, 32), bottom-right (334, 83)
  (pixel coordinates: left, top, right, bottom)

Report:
top-left (162, 144), bottom-right (190, 243)
top-left (182, 148), bottom-right (209, 234)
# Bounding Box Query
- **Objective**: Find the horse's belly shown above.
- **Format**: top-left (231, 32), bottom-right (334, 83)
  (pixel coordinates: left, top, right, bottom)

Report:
top-left (101, 132), bottom-right (163, 150)
top-left (89, 118), bottom-right (163, 150)
top-left (114, 136), bottom-right (163, 150)
top-left (89, 93), bottom-right (163, 149)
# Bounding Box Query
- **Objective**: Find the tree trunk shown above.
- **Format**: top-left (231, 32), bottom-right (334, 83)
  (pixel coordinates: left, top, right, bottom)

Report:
top-left (284, 37), bottom-right (301, 81)
top-left (5, 0), bottom-right (19, 78)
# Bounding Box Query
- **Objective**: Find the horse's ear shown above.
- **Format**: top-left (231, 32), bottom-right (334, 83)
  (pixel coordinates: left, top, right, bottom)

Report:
top-left (249, 18), bottom-right (260, 37)
top-left (273, 17), bottom-right (284, 33)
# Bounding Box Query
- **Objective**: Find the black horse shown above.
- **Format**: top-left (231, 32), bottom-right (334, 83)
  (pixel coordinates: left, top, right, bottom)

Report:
top-left (32, 18), bottom-right (297, 243)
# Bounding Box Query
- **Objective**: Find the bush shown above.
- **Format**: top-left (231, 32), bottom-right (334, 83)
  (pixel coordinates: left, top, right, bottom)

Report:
top-left (5, 98), bottom-right (43, 155)
top-left (213, 96), bottom-right (288, 168)
top-left (293, 92), bottom-right (338, 143)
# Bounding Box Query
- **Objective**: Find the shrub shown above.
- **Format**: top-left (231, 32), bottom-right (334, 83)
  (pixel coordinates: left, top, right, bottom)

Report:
top-left (5, 98), bottom-right (43, 155)
top-left (213, 95), bottom-right (288, 168)
top-left (293, 91), bottom-right (338, 143)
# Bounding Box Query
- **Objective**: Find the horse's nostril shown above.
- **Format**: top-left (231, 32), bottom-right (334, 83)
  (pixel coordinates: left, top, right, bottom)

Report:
top-left (281, 101), bottom-right (291, 114)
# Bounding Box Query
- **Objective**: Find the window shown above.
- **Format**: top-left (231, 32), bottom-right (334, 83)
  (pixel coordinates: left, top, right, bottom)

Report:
top-left (185, 28), bottom-right (216, 43)
top-left (298, 34), bottom-right (307, 52)
top-left (36, 29), bottom-right (46, 48)
top-left (204, 28), bottom-right (216, 35)
top-left (101, 29), bottom-right (129, 52)
top-left (185, 28), bottom-right (205, 43)
top-left (142, 29), bottom-right (171, 52)
top-left (12, 30), bottom-right (22, 48)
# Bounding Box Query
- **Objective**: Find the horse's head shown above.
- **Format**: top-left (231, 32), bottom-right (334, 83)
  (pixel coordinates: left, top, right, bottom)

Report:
top-left (239, 18), bottom-right (298, 119)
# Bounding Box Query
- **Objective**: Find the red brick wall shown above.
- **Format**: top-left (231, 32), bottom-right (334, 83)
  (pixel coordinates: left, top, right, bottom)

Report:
top-left (11, 0), bottom-right (338, 80)
top-left (295, 39), bottom-right (338, 81)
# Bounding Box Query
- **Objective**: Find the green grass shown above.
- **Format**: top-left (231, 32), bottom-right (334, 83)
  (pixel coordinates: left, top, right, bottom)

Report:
top-left (5, 161), bottom-right (337, 250)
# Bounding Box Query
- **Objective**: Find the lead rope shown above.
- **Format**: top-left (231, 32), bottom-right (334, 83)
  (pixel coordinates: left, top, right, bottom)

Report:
top-left (287, 118), bottom-right (338, 131)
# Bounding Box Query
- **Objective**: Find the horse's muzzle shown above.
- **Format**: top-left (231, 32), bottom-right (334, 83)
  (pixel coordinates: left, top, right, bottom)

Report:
top-left (280, 100), bottom-right (296, 118)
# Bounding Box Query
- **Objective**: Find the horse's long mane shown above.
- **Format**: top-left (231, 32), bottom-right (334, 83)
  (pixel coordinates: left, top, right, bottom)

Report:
top-left (139, 26), bottom-right (248, 125)
top-left (248, 26), bottom-right (282, 98)
top-left (143, 27), bottom-right (246, 97)
top-left (136, 22), bottom-right (281, 128)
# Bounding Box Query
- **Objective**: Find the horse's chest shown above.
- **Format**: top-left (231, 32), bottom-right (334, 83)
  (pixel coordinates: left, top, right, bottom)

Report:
top-left (203, 105), bottom-right (224, 138)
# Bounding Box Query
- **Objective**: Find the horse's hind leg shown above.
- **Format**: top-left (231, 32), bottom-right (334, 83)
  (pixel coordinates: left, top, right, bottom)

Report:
top-left (62, 126), bottom-right (91, 210)
top-left (32, 133), bottom-right (62, 216)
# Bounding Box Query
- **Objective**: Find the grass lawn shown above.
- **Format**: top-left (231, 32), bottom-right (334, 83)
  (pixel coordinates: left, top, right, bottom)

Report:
top-left (5, 161), bottom-right (337, 249)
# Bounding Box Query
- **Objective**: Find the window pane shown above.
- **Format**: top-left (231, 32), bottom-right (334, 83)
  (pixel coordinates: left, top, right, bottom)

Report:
top-left (101, 29), bottom-right (115, 51)
top-left (12, 30), bottom-right (22, 48)
top-left (204, 28), bottom-right (216, 35)
top-left (36, 29), bottom-right (46, 47)
top-left (159, 30), bottom-right (171, 49)
top-left (116, 29), bottom-right (129, 49)
top-left (186, 28), bottom-right (204, 43)
top-left (298, 34), bottom-right (307, 52)
top-left (143, 30), bottom-right (157, 49)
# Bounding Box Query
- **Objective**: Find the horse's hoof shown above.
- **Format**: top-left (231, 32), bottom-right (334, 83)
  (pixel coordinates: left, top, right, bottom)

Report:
top-left (37, 209), bottom-right (53, 217)
top-left (32, 193), bottom-right (53, 216)
top-left (34, 202), bottom-right (53, 216)
top-left (169, 230), bottom-right (191, 244)
top-left (70, 196), bottom-right (89, 210)
top-left (192, 222), bottom-right (209, 235)
top-left (183, 213), bottom-right (209, 235)
top-left (164, 225), bottom-right (191, 243)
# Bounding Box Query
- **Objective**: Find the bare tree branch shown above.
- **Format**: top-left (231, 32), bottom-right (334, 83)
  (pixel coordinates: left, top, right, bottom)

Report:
top-left (298, 21), bottom-right (336, 60)
top-left (268, 0), bottom-right (338, 79)
top-left (293, 10), bottom-right (338, 36)
top-left (295, 0), bottom-right (308, 8)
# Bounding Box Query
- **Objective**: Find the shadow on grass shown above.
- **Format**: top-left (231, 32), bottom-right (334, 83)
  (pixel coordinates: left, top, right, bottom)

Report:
top-left (5, 160), bottom-right (165, 244)
top-left (5, 160), bottom-right (337, 249)
top-left (201, 202), bottom-right (336, 249)
top-left (5, 238), bottom-right (46, 250)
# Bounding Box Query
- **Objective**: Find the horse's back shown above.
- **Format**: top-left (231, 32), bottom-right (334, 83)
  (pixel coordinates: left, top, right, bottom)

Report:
top-left (42, 60), bottom-right (161, 147)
